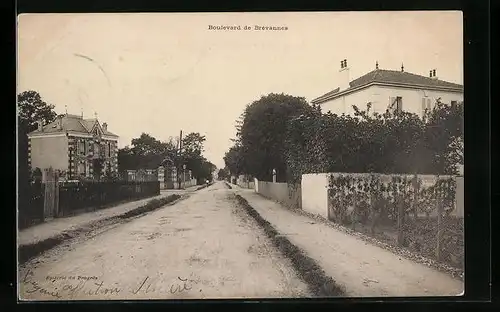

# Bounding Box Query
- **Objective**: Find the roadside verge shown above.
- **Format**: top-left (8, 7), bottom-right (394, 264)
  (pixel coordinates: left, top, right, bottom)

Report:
top-left (236, 190), bottom-right (463, 297)
top-left (18, 194), bottom-right (184, 265)
top-left (234, 194), bottom-right (346, 297)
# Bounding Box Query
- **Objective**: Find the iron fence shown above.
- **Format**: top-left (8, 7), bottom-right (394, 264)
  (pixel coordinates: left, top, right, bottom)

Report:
top-left (58, 181), bottom-right (160, 216)
top-left (18, 182), bottom-right (45, 229)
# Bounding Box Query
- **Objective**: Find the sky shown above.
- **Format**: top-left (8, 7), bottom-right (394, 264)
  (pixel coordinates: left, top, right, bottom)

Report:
top-left (17, 11), bottom-right (463, 169)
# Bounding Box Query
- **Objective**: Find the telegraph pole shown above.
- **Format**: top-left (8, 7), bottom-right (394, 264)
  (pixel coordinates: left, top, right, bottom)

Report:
top-left (177, 130), bottom-right (183, 189)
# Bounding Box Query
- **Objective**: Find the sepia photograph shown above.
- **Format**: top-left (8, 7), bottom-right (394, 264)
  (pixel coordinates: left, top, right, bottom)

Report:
top-left (17, 11), bottom-right (464, 300)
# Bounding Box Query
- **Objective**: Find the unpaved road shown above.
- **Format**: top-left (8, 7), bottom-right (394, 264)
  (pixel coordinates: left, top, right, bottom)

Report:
top-left (19, 182), bottom-right (309, 300)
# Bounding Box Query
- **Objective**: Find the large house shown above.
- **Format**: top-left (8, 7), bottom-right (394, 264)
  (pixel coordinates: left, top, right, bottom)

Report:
top-left (27, 113), bottom-right (119, 180)
top-left (311, 60), bottom-right (464, 117)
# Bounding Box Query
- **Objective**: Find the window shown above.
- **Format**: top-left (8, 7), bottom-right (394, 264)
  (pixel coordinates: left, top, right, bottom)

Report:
top-left (108, 142), bottom-right (112, 157)
top-left (79, 141), bottom-right (85, 155)
top-left (451, 100), bottom-right (457, 107)
top-left (422, 98), bottom-right (432, 116)
top-left (389, 96), bottom-right (403, 113)
top-left (78, 163), bottom-right (85, 176)
top-left (94, 143), bottom-right (100, 156)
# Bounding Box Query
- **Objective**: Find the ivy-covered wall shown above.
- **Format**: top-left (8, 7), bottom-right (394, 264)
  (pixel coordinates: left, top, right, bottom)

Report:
top-left (327, 173), bottom-right (463, 269)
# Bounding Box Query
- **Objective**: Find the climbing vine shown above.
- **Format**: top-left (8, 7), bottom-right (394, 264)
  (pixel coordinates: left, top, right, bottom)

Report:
top-left (327, 172), bottom-right (463, 268)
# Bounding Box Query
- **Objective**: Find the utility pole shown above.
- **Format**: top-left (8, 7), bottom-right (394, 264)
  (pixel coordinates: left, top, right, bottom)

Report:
top-left (177, 130), bottom-right (182, 189)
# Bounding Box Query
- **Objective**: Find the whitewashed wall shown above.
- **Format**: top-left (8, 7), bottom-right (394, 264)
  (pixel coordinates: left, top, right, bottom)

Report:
top-left (320, 85), bottom-right (463, 118)
top-left (301, 173), bottom-right (329, 218)
top-left (301, 173), bottom-right (465, 219)
top-left (255, 180), bottom-right (301, 209)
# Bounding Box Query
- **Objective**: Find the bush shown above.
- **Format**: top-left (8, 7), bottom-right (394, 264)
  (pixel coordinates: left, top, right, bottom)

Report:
top-left (284, 101), bottom-right (463, 183)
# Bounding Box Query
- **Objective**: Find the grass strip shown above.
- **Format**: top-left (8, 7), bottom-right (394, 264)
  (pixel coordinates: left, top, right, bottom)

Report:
top-left (19, 194), bottom-right (182, 265)
top-left (235, 194), bottom-right (346, 297)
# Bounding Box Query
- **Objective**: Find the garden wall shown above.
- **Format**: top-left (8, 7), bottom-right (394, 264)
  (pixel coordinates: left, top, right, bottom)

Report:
top-left (326, 173), bottom-right (464, 269)
top-left (256, 180), bottom-right (301, 209)
top-left (301, 173), bottom-right (329, 218)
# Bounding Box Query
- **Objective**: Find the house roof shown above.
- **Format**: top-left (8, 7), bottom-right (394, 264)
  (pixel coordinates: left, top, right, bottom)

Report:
top-left (312, 69), bottom-right (464, 104)
top-left (28, 114), bottom-right (119, 137)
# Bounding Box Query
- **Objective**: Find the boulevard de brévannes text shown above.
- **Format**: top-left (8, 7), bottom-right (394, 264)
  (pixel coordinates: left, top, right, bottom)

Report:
top-left (208, 25), bottom-right (288, 31)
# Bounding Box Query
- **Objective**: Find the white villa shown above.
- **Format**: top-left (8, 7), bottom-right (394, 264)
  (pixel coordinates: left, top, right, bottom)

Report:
top-left (311, 60), bottom-right (463, 117)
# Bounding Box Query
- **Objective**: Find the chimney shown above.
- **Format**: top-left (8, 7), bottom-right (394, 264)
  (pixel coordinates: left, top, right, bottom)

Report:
top-left (37, 120), bottom-right (43, 132)
top-left (102, 122), bottom-right (108, 132)
top-left (430, 69), bottom-right (438, 79)
top-left (339, 58), bottom-right (350, 91)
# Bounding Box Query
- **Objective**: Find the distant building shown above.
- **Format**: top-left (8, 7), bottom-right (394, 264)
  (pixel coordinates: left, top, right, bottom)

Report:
top-left (312, 60), bottom-right (463, 118)
top-left (27, 113), bottom-right (119, 180)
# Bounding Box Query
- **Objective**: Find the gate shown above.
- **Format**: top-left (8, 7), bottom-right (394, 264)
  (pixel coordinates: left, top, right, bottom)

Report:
top-left (42, 167), bottom-right (59, 220)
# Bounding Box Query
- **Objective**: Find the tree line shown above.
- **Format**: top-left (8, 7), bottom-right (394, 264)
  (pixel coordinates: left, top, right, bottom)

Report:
top-left (224, 93), bottom-right (464, 183)
top-left (118, 132), bottom-right (216, 184)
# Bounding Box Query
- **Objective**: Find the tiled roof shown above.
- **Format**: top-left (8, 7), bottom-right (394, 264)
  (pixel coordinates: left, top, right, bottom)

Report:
top-left (312, 69), bottom-right (463, 104)
top-left (29, 114), bottom-right (118, 137)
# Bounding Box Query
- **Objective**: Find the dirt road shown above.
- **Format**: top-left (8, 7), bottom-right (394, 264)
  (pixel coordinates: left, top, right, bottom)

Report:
top-left (19, 182), bottom-right (309, 300)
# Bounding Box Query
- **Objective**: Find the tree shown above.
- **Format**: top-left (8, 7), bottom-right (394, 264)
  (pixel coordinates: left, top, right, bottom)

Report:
top-left (196, 159), bottom-right (216, 184)
top-left (283, 99), bottom-right (464, 181)
top-left (236, 93), bottom-right (313, 181)
top-left (182, 132), bottom-right (206, 157)
top-left (180, 132), bottom-right (209, 181)
top-left (118, 133), bottom-right (177, 172)
top-left (118, 131), bottom-right (216, 184)
top-left (18, 90), bottom-right (58, 131)
top-left (424, 100), bottom-right (464, 174)
top-left (223, 144), bottom-right (245, 176)
top-left (17, 91), bottom-right (58, 183)
top-left (217, 168), bottom-right (230, 180)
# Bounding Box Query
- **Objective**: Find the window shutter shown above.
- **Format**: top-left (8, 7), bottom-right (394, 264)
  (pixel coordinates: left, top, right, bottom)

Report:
top-left (427, 99), bottom-right (431, 110)
top-left (422, 98), bottom-right (426, 114)
top-left (397, 97), bottom-right (403, 112)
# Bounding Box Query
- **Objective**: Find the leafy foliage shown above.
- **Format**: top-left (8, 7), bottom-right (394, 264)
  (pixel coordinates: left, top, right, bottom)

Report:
top-left (226, 94), bottom-right (463, 184)
top-left (223, 145), bottom-right (245, 176)
top-left (18, 90), bottom-right (58, 131)
top-left (118, 133), bottom-right (177, 171)
top-left (226, 93), bottom-right (313, 181)
top-left (118, 132), bottom-right (215, 183)
top-left (17, 91), bottom-right (58, 183)
top-left (217, 168), bottom-right (230, 180)
top-left (284, 100), bottom-right (464, 183)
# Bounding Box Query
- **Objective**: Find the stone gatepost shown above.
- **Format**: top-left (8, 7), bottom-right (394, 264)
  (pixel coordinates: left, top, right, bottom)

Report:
top-left (158, 166), bottom-right (165, 189)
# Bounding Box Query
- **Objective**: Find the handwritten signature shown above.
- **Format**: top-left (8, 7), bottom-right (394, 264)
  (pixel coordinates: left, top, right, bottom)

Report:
top-left (21, 269), bottom-right (200, 299)
top-left (132, 276), bottom-right (200, 295)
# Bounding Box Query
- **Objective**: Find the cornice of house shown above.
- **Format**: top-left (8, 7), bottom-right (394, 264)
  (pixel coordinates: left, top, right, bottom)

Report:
top-left (28, 131), bottom-right (119, 141)
top-left (312, 81), bottom-right (464, 105)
